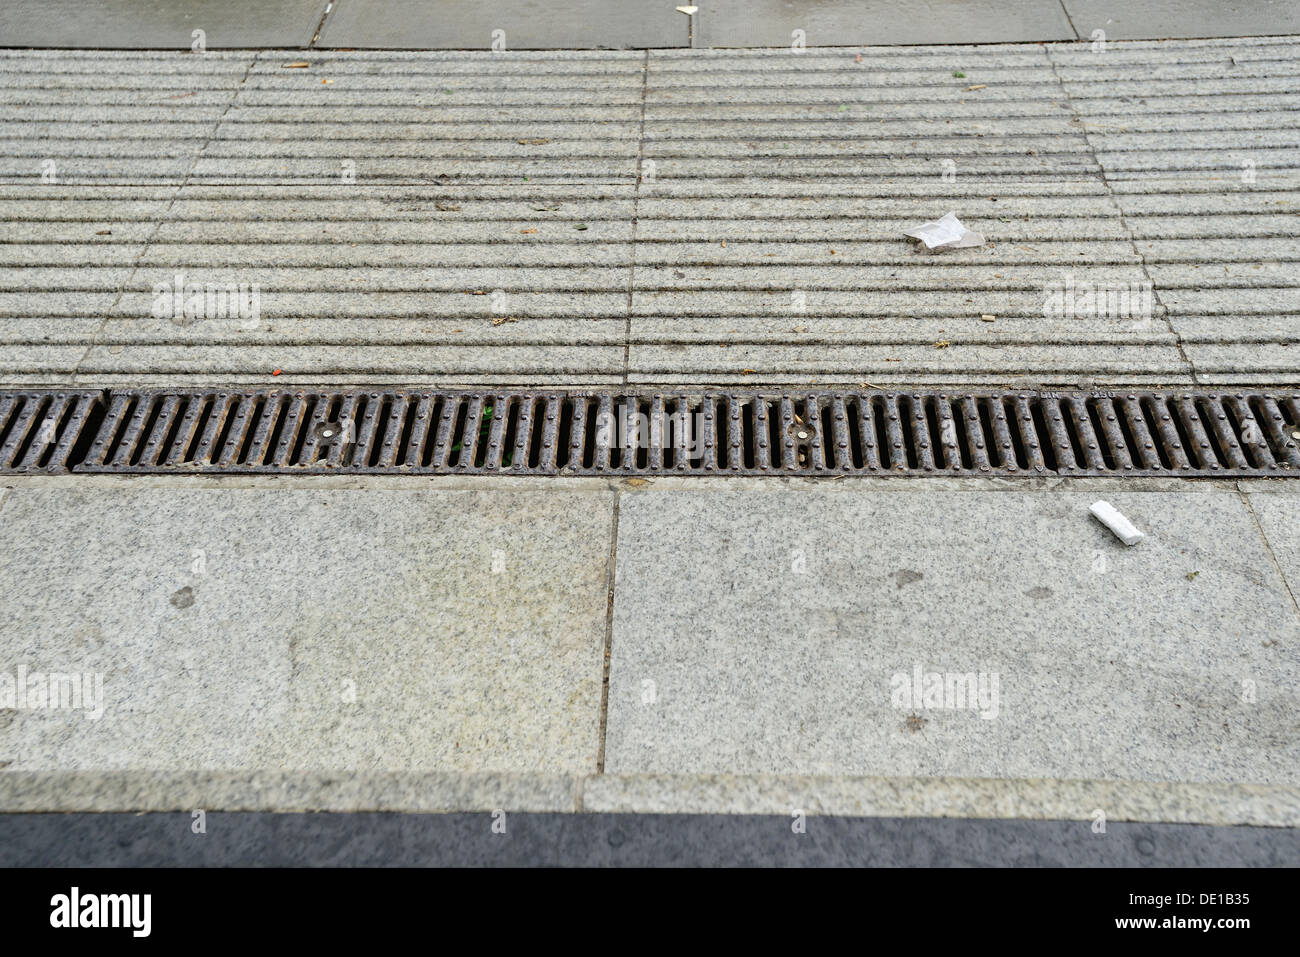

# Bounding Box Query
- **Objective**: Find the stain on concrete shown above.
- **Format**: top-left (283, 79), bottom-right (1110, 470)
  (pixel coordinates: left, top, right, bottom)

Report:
top-left (894, 569), bottom-right (924, 589)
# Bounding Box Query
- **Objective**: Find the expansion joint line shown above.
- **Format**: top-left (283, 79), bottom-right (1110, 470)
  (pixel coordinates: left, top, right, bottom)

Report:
top-left (1045, 45), bottom-right (1198, 386)
top-left (1056, 0), bottom-right (1081, 40)
top-left (75, 56), bottom-right (254, 383)
top-left (595, 487), bottom-right (621, 775)
top-left (1239, 484), bottom-right (1300, 622)
top-left (310, 1), bottom-right (338, 49)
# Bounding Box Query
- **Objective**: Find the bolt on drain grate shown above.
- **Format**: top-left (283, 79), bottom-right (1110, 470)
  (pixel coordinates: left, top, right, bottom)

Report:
top-left (48, 388), bottom-right (1300, 477)
top-left (0, 391), bottom-right (103, 474)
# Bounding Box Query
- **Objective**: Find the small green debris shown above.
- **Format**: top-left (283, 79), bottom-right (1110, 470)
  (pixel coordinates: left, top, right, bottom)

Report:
top-left (837, 104), bottom-right (849, 112)
top-left (451, 403), bottom-right (510, 464)
top-left (1186, 570), bottom-right (1200, 581)
top-left (574, 223), bottom-right (589, 231)
top-left (953, 71), bottom-right (966, 78)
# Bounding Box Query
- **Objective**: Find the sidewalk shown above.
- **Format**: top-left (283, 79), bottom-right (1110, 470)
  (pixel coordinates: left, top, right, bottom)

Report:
top-left (1, 37), bottom-right (1298, 389)
top-left (1, 27), bottom-right (1299, 851)
top-left (2, 475), bottom-right (1298, 827)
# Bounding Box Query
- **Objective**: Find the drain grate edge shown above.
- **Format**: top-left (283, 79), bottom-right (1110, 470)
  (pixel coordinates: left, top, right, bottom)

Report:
top-left (3, 387), bottom-right (1292, 478)
top-left (0, 390), bottom-right (104, 474)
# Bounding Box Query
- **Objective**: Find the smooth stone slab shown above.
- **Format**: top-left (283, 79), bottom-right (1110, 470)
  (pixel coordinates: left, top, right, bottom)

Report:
top-left (1060, 0), bottom-right (1300, 40)
top-left (319, 0), bottom-right (687, 50)
top-left (605, 489), bottom-right (1300, 784)
top-left (0, 487), bottom-right (613, 774)
top-left (0, 0), bottom-right (328, 49)
top-left (693, 0), bottom-right (1076, 47)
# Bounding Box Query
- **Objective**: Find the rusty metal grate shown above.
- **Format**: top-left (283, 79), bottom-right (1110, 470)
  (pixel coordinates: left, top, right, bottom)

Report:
top-left (0, 391), bottom-right (103, 474)
top-left (50, 388), bottom-right (1300, 477)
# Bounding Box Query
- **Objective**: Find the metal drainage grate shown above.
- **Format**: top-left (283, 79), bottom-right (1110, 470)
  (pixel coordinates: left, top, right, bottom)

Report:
top-left (60, 388), bottom-right (1300, 477)
top-left (0, 391), bottom-right (103, 474)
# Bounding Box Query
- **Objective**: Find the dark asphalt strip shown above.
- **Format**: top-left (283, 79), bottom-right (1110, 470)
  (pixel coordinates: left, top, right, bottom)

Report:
top-left (1, 812), bottom-right (1296, 866)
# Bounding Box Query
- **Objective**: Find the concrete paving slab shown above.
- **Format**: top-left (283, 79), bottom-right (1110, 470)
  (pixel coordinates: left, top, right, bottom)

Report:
top-left (319, 0), bottom-right (686, 50)
top-left (2, 40), bottom-right (1298, 388)
top-left (583, 773), bottom-right (1300, 827)
top-left (74, 343), bottom-right (626, 381)
top-left (604, 488), bottom-right (1300, 785)
top-left (1060, 0), bottom-right (1300, 41)
top-left (0, 770), bottom-right (580, 813)
top-left (0, 487), bottom-right (614, 774)
top-left (692, 1), bottom-right (1076, 47)
top-left (1243, 490), bottom-right (1300, 604)
top-left (0, 0), bottom-right (328, 49)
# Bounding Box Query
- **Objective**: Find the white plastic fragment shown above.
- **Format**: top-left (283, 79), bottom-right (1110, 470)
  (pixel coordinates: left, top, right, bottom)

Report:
top-left (1089, 500), bottom-right (1145, 546)
top-left (903, 211), bottom-right (985, 251)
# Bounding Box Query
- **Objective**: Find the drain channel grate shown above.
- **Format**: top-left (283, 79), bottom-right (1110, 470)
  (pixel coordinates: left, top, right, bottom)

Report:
top-left (0, 391), bottom-right (103, 473)
top-left (31, 388), bottom-right (1300, 477)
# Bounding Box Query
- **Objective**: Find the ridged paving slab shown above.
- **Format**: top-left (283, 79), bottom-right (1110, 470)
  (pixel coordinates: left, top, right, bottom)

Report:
top-left (0, 39), bottom-right (1297, 389)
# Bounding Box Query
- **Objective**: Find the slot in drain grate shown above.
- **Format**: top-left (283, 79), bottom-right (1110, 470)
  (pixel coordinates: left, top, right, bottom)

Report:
top-left (0, 391), bottom-right (103, 473)
top-left (29, 387), bottom-right (1300, 477)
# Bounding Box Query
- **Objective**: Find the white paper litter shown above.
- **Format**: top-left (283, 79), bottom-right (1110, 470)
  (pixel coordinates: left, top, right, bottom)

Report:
top-left (904, 211), bottom-right (985, 251)
top-left (1089, 500), bottom-right (1145, 546)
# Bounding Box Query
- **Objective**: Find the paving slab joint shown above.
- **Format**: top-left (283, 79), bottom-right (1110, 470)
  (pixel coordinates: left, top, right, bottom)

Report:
top-left (1239, 484), bottom-right (1300, 622)
top-left (1044, 43), bottom-right (1198, 386)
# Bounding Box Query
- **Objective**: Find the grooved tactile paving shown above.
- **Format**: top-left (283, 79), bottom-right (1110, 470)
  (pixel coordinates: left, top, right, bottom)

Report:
top-left (0, 39), bottom-right (1298, 389)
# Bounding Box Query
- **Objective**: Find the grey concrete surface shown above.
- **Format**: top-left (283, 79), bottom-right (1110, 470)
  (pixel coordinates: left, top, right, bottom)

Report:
top-left (1061, 1), bottom-right (1300, 41)
top-left (4, 38), bottom-right (1300, 388)
top-left (582, 772), bottom-right (1300, 825)
top-left (3, 767), bottom-right (1298, 826)
top-left (0, 0), bottom-right (329, 49)
top-left (2, 812), bottom-right (1297, 866)
top-left (1241, 490), bottom-right (1300, 601)
top-left (319, 0), bottom-right (687, 50)
top-left (693, 1), bottom-right (1076, 47)
top-left (0, 486), bottom-right (614, 774)
top-left (604, 487), bottom-right (1300, 784)
top-left (7, 1), bottom-right (1294, 50)
top-left (2, 475), bottom-right (1299, 825)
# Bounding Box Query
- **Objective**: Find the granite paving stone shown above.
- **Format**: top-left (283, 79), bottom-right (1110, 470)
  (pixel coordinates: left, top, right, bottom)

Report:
top-left (604, 487), bottom-right (1300, 784)
top-left (0, 487), bottom-right (614, 774)
top-left (691, 1), bottom-right (1076, 47)
top-left (1060, 0), bottom-right (1300, 41)
top-left (0, 0), bottom-right (328, 49)
top-left (4, 38), bottom-right (1299, 387)
top-left (319, 0), bottom-right (686, 50)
